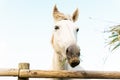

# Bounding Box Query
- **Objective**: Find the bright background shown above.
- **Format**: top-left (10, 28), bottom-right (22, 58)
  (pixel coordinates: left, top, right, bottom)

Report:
top-left (0, 0), bottom-right (120, 80)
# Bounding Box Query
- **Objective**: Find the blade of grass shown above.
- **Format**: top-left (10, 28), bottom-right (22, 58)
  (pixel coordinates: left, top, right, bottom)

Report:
top-left (109, 34), bottom-right (118, 38)
top-left (109, 37), bottom-right (119, 45)
top-left (112, 42), bottom-right (120, 51)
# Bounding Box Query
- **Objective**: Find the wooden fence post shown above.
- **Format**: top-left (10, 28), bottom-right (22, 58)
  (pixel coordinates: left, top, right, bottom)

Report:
top-left (18, 63), bottom-right (30, 80)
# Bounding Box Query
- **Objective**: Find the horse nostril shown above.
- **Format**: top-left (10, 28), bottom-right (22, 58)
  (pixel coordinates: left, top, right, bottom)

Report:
top-left (66, 48), bottom-right (69, 53)
top-left (66, 46), bottom-right (72, 53)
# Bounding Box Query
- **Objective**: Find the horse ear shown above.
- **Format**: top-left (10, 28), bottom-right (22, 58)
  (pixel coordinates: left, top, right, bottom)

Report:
top-left (53, 5), bottom-right (59, 21)
top-left (53, 5), bottom-right (65, 21)
top-left (72, 8), bottom-right (79, 22)
top-left (53, 5), bottom-right (59, 13)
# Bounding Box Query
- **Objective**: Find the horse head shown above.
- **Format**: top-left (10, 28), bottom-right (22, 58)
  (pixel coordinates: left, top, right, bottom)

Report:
top-left (51, 5), bottom-right (80, 68)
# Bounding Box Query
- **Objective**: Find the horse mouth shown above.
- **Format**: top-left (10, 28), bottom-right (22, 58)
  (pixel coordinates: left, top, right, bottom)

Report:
top-left (68, 57), bottom-right (80, 67)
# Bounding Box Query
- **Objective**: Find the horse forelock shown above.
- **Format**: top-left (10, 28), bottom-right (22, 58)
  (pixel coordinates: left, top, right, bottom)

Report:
top-left (53, 11), bottom-right (72, 22)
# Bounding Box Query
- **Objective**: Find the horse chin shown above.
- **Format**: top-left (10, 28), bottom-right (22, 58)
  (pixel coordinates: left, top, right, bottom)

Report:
top-left (68, 57), bottom-right (80, 68)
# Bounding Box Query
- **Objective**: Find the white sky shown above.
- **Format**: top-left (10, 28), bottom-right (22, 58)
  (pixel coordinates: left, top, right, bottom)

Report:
top-left (0, 0), bottom-right (120, 80)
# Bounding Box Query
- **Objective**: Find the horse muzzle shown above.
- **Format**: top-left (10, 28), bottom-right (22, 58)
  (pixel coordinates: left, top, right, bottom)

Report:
top-left (66, 44), bottom-right (80, 68)
top-left (68, 56), bottom-right (80, 67)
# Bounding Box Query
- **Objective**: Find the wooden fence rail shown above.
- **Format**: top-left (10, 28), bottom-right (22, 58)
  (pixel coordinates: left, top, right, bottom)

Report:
top-left (0, 63), bottom-right (120, 80)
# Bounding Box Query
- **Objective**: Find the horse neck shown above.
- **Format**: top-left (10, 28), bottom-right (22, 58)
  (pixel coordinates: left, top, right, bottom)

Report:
top-left (52, 51), bottom-right (68, 70)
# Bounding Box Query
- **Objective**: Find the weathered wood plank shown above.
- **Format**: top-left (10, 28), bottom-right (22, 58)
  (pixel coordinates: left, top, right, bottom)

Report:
top-left (18, 63), bottom-right (30, 80)
top-left (19, 70), bottom-right (120, 79)
top-left (0, 68), bottom-right (18, 76)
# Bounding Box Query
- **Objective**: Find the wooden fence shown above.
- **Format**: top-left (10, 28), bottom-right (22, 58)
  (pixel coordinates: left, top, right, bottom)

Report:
top-left (0, 63), bottom-right (120, 80)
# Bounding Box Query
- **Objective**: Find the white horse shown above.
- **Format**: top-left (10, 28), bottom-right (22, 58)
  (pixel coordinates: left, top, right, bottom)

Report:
top-left (51, 5), bottom-right (80, 80)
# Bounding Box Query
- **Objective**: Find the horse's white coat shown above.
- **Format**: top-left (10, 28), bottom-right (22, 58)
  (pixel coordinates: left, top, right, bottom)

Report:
top-left (51, 5), bottom-right (83, 80)
top-left (52, 20), bottom-right (79, 69)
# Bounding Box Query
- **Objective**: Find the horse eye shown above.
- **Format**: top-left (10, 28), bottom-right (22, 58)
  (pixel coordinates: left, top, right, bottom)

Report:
top-left (54, 26), bottom-right (60, 30)
top-left (76, 28), bottom-right (79, 32)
